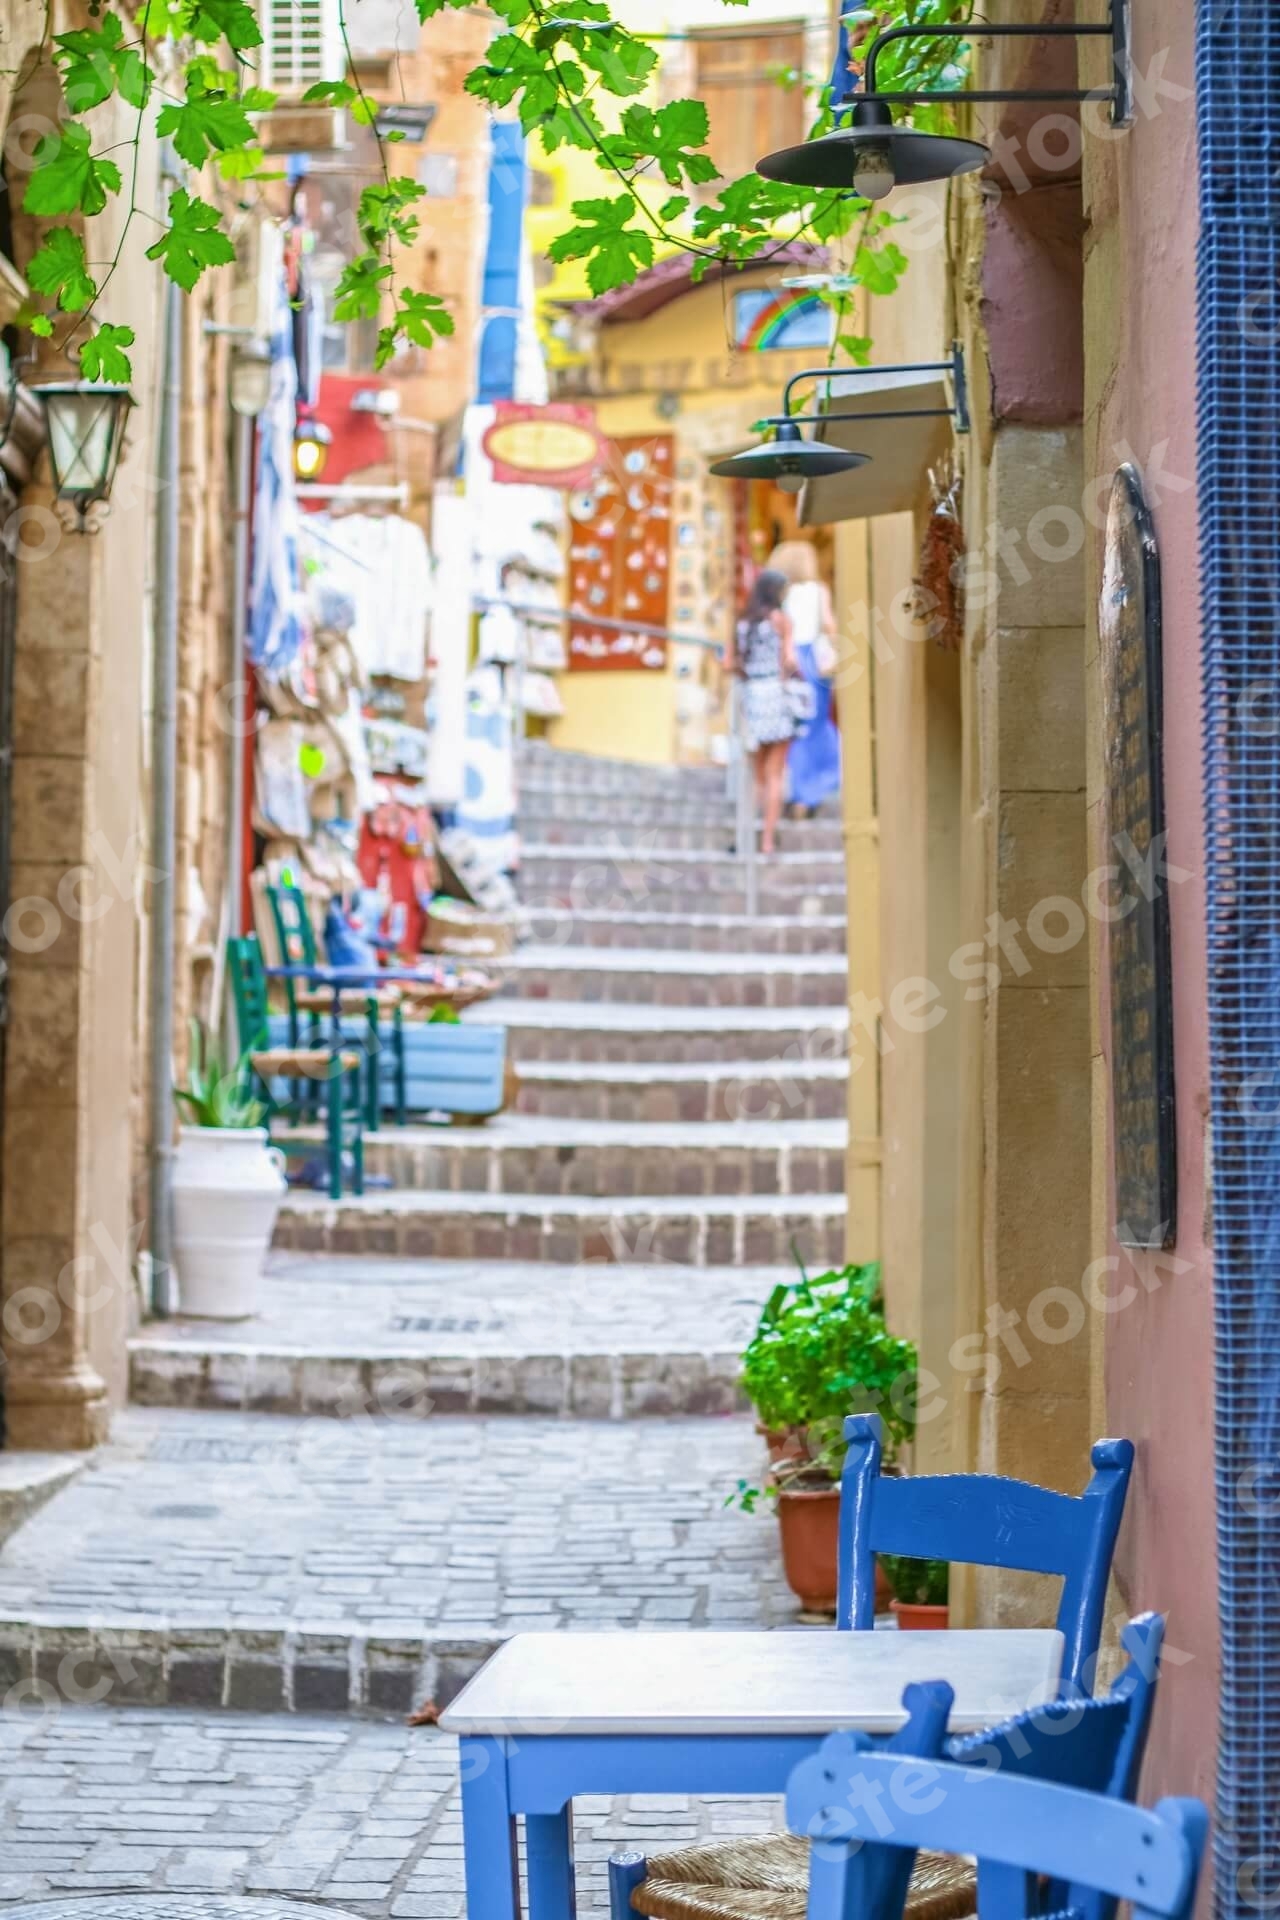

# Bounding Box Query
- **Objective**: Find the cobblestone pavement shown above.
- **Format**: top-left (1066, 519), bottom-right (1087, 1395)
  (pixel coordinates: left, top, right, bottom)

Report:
top-left (133, 1255), bottom-right (783, 1358)
top-left (0, 1707), bottom-right (781, 1915)
top-left (0, 1409), bottom-right (788, 1634)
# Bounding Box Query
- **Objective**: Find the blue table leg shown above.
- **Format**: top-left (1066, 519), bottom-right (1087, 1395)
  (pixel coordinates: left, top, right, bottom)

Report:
top-left (527, 1808), bottom-right (576, 1920)
top-left (461, 1736), bottom-right (521, 1919)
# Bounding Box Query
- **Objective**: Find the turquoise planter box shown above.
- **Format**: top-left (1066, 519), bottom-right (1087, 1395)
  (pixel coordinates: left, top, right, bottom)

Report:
top-left (266, 1016), bottom-right (506, 1118)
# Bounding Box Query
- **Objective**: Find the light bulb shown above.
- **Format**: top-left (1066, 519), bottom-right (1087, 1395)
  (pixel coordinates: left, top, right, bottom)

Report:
top-left (852, 142), bottom-right (895, 201)
top-left (777, 470), bottom-right (805, 495)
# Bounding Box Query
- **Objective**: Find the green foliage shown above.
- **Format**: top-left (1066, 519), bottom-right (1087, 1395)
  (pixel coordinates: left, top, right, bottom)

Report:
top-left (736, 1261), bottom-right (918, 1493)
top-left (78, 323), bottom-right (136, 383)
top-left (175, 1019), bottom-right (266, 1129)
top-left (145, 188), bottom-right (237, 290)
top-left (27, 227), bottom-right (96, 312)
top-left (24, 124), bottom-right (121, 218)
top-left (157, 65), bottom-right (268, 168)
top-left (547, 194), bottom-right (654, 296)
top-left (16, 0), bottom-right (973, 387)
top-left (880, 1554), bottom-right (950, 1607)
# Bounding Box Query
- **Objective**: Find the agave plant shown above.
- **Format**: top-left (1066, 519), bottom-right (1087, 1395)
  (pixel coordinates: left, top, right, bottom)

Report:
top-left (174, 1019), bottom-right (266, 1130)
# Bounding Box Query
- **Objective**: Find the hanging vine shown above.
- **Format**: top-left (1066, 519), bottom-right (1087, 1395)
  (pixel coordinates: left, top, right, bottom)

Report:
top-left (14, 0), bottom-right (973, 384)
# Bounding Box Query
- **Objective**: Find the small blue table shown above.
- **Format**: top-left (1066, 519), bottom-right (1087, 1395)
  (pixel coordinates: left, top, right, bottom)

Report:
top-left (439, 1627), bottom-right (1064, 1920)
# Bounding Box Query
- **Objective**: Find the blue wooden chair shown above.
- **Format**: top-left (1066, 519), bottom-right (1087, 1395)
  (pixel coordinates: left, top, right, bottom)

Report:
top-left (839, 1417), bottom-right (1135, 1697)
top-left (609, 1614), bottom-right (1165, 1920)
top-left (786, 1691), bottom-right (1206, 1920)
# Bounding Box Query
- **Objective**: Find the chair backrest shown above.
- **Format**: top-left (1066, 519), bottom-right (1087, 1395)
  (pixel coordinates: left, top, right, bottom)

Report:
top-left (268, 882), bottom-right (319, 968)
top-left (787, 1709), bottom-right (1207, 1920)
top-left (837, 1415), bottom-right (1135, 1694)
top-left (945, 1613), bottom-right (1165, 1920)
top-left (227, 935), bottom-right (271, 1054)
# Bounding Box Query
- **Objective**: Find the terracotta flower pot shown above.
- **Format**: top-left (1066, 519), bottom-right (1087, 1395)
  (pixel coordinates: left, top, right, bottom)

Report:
top-left (776, 1483), bottom-right (840, 1612)
top-left (757, 1423), bottom-right (809, 1467)
top-left (890, 1600), bottom-right (950, 1631)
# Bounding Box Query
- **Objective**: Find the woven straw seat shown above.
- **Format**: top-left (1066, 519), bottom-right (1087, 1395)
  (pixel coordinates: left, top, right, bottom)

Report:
top-left (631, 1833), bottom-right (976, 1920)
top-left (250, 1047), bottom-right (362, 1079)
top-left (295, 987), bottom-right (402, 1014)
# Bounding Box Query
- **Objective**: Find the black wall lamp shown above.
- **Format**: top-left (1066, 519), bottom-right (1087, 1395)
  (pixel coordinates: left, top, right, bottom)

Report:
top-left (758, 3), bottom-right (1132, 196)
top-left (709, 343), bottom-right (969, 493)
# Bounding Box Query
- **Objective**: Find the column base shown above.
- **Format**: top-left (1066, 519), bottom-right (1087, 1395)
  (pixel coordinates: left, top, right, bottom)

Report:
top-left (3, 1364), bottom-right (110, 1451)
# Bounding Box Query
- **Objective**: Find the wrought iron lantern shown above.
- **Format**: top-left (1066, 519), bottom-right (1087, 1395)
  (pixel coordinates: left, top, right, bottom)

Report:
top-left (709, 344), bottom-right (969, 493)
top-left (757, 5), bottom-right (1133, 195)
top-left (35, 381), bottom-right (133, 530)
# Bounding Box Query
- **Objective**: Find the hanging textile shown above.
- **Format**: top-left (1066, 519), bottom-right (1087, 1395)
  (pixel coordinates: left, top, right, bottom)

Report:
top-left (247, 266), bottom-right (308, 680)
top-left (301, 513), bottom-right (433, 682)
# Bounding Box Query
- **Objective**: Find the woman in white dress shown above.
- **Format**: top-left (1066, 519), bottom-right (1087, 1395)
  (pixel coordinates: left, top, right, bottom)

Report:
top-left (770, 540), bottom-right (841, 816)
top-left (726, 568), bottom-right (799, 856)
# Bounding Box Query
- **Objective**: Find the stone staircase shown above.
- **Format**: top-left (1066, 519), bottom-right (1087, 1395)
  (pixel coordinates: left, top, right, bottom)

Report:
top-left (0, 745), bottom-right (849, 1717)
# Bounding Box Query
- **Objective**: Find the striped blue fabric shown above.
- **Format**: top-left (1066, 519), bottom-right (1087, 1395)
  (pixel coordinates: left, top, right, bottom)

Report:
top-left (1197, 2), bottom-right (1280, 1914)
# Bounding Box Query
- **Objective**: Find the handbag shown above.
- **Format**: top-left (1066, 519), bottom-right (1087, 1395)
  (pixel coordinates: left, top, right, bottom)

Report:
top-left (814, 634), bottom-right (839, 678)
top-left (785, 677), bottom-right (817, 728)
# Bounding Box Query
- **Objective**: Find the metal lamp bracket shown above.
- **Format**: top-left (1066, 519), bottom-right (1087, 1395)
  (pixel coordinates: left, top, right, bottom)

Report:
top-left (850, 1), bottom-right (1133, 130)
top-left (772, 343), bottom-right (971, 437)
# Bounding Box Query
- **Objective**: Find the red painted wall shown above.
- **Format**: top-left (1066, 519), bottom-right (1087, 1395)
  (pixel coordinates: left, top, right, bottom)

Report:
top-left (1083, 0), bottom-right (1218, 1826)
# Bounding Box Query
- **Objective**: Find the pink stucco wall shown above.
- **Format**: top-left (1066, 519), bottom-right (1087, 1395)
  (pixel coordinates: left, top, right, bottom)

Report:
top-left (1083, 0), bottom-right (1218, 1820)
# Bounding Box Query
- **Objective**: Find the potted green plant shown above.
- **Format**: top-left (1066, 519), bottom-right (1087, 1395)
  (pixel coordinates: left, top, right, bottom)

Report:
top-left (731, 1262), bottom-right (917, 1615)
top-left (880, 1555), bottom-right (950, 1630)
top-left (171, 1020), bottom-right (286, 1320)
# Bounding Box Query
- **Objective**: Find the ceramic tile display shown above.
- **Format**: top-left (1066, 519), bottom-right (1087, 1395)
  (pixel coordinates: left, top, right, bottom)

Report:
top-left (567, 434), bottom-right (673, 671)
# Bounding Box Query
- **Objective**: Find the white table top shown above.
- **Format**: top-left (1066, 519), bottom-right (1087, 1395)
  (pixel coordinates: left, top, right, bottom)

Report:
top-left (439, 1629), bottom-right (1064, 1738)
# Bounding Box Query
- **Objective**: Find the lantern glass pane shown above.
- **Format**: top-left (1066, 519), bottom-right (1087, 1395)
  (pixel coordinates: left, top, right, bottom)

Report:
top-left (46, 392), bottom-right (118, 497)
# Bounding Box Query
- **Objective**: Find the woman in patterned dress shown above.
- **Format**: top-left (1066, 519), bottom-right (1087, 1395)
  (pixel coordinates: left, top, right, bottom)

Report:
top-left (726, 568), bottom-right (799, 856)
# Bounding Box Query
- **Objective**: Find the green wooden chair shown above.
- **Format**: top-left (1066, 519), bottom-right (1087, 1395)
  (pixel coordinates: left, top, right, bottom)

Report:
top-left (265, 881), bottom-right (408, 1130)
top-left (227, 933), bottom-right (365, 1200)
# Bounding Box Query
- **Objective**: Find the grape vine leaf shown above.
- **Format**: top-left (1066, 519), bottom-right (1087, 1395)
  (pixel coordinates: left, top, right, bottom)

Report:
top-left (187, 0), bottom-right (262, 51)
top-left (79, 322), bottom-right (136, 384)
top-left (26, 226), bottom-right (97, 312)
top-left (157, 72), bottom-right (257, 167)
top-left (546, 194), bottom-right (654, 294)
top-left (145, 189), bottom-right (237, 290)
top-left (24, 125), bottom-right (122, 218)
top-left (375, 288), bottom-right (455, 368)
top-left (332, 253), bottom-right (392, 322)
top-left (54, 12), bottom-right (152, 113)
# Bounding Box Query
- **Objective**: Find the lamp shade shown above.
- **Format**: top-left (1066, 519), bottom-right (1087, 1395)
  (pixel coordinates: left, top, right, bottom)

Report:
top-left (758, 97), bottom-right (988, 193)
top-left (35, 382), bottom-right (133, 523)
top-left (710, 422), bottom-right (870, 494)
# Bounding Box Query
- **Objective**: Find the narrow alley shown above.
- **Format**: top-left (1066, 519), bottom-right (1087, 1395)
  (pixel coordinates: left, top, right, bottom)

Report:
top-left (0, 744), bottom-right (848, 1913)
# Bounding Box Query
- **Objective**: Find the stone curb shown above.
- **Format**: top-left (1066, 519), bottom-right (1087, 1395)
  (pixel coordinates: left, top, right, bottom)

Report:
top-left (0, 1617), bottom-right (502, 1720)
top-left (128, 1342), bottom-right (748, 1420)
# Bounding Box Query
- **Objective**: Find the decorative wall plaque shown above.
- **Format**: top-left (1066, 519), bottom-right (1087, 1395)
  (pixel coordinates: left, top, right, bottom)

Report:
top-left (1099, 464), bottom-right (1177, 1248)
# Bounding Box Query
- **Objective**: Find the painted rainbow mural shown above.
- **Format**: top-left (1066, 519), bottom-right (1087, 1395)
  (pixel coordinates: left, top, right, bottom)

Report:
top-left (733, 288), bottom-right (834, 352)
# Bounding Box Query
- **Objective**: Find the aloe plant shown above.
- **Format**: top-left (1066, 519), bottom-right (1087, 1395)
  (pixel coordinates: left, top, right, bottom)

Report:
top-left (174, 1019), bottom-right (266, 1130)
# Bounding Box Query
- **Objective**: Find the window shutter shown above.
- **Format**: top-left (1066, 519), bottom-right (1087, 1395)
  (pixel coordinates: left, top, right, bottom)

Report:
top-left (260, 0), bottom-right (342, 96)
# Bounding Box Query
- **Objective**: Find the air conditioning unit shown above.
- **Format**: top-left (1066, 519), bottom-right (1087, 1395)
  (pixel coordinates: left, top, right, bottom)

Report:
top-left (258, 0), bottom-right (346, 149)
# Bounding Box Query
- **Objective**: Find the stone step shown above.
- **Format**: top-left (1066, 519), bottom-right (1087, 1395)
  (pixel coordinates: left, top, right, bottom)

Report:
top-left (515, 908), bottom-right (847, 956)
top-left (0, 1406), bottom-right (789, 1715)
top-left (278, 1114), bottom-right (846, 1198)
top-left (521, 879), bottom-right (848, 917)
top-left (517, 744), bottom-right (727, 798)
top-left (0, 1454), bottom-right (85, 1550)
top-left (274, 1189), bottom-right (847, 1268)
top-left (468, 997), bottom-right (849, 1065)
top-left (515, 1057), bottom-right (848, 1122)
top-left (519, 812), bottom-right (844, 855)
top-left (501, 946), bottom-right (847, 1009)
top-left (132, 1254), bottom-right (782, 1419)
top-left (521, 843), bottom-right (844, 887)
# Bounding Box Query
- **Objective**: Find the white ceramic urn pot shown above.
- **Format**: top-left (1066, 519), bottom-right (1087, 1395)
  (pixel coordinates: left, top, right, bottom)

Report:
top-left (171, 1126), bottom-right (288, 1319)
